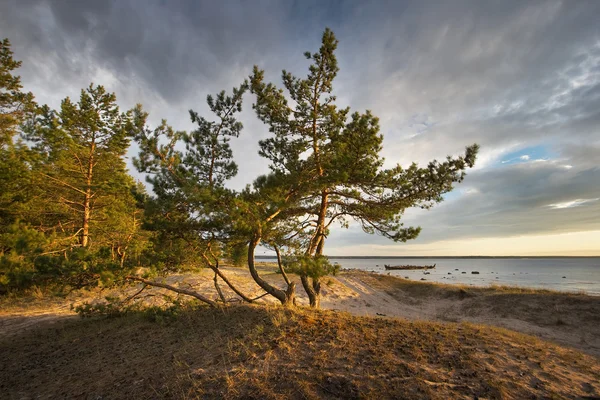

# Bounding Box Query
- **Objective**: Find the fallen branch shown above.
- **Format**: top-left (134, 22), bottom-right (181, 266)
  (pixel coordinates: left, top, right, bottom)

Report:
top-left (125, 276), bottom-right (218, 308)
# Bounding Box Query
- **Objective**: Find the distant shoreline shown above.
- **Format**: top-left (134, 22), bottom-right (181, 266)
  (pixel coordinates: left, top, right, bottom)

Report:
top-left (255, 255), bottom-right (600, 259)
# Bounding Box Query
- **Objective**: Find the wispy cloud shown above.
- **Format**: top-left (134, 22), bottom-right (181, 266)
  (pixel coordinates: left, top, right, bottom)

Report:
top-left (548, 198), bottom-right (599, 209)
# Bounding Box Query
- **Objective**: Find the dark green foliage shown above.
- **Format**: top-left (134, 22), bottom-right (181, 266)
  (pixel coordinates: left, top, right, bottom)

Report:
top-left (224, 241), bottom-right (248, 267)
top-left (73, 296), bottom-right (185, 323)
top-left (0, 222), bottom-right (47, 289)
top-left (0, 38), bottom-right (35, 145)
top-left (284, 255), bottom-right (339, 279)
top-left (72, 298), bottom-right (126, 318)
top-left (26, 84), bottom-right (145, 248)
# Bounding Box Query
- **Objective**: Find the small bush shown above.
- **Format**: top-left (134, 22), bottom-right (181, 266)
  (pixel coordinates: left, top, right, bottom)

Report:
top-left (73, 296), bottom-right (186, 325)
top-left (72, 296), bottom-right (126, 318)
top-left (142, 303), bottom-right (183, 324)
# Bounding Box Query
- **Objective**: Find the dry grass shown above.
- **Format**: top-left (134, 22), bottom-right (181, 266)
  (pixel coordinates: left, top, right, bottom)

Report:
top-left (1, 303), bottom-right (599, 399)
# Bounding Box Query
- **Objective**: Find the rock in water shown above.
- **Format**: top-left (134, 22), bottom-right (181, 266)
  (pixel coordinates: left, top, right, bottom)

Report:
top-left (472, 271), bottom-right (480, 274)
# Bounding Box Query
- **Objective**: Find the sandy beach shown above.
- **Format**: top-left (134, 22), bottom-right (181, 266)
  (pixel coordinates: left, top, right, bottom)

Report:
top-left (2, 264), bottom-right (600, 398)
top-left (2, 263), bottom-right (599, 358)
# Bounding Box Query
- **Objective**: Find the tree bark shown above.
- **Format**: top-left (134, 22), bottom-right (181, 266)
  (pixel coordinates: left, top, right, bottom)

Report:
top-left (301, 275), bottom-right (320, 308)
top-left (81, 190), bottom-right (91, 247)
top-left (274, 245), bottom-right (296, 306)
top-left (274, 245), bottom-right (291, 286)
top-left (286, 281), bottom-right (296, 306)
top-left (301, 190), bottom-right (329, 308)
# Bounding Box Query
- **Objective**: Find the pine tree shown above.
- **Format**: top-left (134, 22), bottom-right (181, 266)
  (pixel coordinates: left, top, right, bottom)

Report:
top-left (0, 38), bottom-right (35, 146)
top-left (28, 84), bottom-right (144, 249)
top-left (0, 38), bottom-right (36, 230)
top-left (250, 29), bottom-right (479, 307)
top-left (1, 40), bottom-right (149, 290)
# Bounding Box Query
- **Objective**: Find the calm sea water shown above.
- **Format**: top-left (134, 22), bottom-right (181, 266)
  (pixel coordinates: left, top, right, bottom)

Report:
top-left (326, 257), bottom-right (600, 295)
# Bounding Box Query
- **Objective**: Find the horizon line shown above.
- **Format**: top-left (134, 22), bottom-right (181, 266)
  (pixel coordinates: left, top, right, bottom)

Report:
top-left (255, 255), bottom-right (600, 259)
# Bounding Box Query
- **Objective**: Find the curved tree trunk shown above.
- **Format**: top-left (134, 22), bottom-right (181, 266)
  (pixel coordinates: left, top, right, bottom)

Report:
top-left (274, 245), bottom-right (291, 286)
top-left (286, 282), bottom-right (296, 306)
top-left (247, 233), bottom-right (295, 306)
top-left (301, 275), bottom-right (320, 308)
top-left (274, 245), bottom-right (296, 306)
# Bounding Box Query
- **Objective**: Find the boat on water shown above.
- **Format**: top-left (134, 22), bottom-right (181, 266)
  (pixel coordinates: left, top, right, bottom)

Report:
top-left (384, 264), bottom-right (436, 270)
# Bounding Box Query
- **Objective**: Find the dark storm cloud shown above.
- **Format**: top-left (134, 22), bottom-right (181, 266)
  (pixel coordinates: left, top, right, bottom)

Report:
top-left (1, 0), bottom-right (291, 101)
top-left (1, 0), bottom-right (599, 251)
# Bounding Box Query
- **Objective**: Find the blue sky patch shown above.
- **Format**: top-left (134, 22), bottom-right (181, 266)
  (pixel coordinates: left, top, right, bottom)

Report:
top-left (499, 145), bottom-right (556, 166)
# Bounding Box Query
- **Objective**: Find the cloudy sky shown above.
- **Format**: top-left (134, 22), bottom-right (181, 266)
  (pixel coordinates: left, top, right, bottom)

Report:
top-left (2, 0), bottom-right (599, 256)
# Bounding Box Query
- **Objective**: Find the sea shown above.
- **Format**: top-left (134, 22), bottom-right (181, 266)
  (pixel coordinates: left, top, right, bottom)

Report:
top-left (331, 257), bottom-right (600, 295)
top-left (259, 257), bottom-right (600, 295)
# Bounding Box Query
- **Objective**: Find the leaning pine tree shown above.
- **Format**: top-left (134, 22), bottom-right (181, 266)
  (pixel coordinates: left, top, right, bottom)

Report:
top-left (249, 28), bottom-right (479, 307)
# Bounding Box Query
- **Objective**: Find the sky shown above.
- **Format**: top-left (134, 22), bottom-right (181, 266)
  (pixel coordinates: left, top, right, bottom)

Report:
top-left (1, 0), bottom-right (599, 256)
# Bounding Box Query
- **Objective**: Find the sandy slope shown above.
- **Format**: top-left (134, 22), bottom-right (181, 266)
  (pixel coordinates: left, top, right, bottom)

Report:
top-left (2, 305), bottom-right (599, 399)
top-left (327, 272), bottom-right (600, 358)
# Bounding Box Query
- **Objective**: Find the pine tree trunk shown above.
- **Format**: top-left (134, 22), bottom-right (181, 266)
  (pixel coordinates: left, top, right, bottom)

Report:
top-left (301, 275), bottom-right (320, 308)
top-left (81, 142), bottom-right (95, 248)
top-left (247, 232), bottom-right (293, 305)
top-left (81, 190), bottom-right (91, 247)
top-left (285, 282), bottom-right (296, 307)
top-left (273, 245), bottom-right (297, 306)
top-left (302, 190), bottom-right (329, 308)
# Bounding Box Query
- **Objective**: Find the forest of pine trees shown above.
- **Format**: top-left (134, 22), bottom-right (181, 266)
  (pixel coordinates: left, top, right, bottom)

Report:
top-left (0, 31), bottom-right (478, 307)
